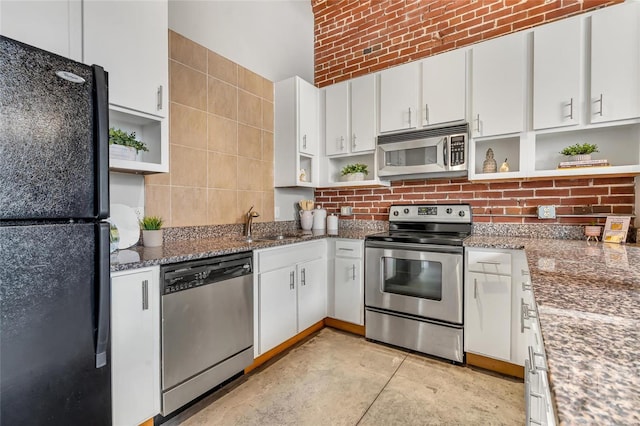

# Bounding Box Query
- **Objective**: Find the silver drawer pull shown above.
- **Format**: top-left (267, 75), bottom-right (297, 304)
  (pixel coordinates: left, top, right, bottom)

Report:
top-left (474, 278), bottom-right (478, 299)
top-left (522, 281), bottom-right (532, 292)
top-left (520, 298), bottom-right (530, 333)
top-left (290, 271), bottom-right (295, 290)
top-left (521, 268), bottom-right (530, 276)
top-left (477, 260), bottom-right (500, 264)
top-left (528, 346), bottom-right (548, 374)
top-left (352, 264), bottom-right (356, 280)
top-left (338, 248), bottom-right (354, 251)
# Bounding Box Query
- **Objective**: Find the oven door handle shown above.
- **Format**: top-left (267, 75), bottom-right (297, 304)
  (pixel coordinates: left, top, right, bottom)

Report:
top-left (365, 240), bottom-right (464, 254)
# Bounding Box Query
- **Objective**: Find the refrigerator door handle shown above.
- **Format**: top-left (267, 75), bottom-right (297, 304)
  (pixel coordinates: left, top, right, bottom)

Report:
top-left (95, 223), bottom-right (111, 368)
top-left (93, 65), bottom-right (109, 219)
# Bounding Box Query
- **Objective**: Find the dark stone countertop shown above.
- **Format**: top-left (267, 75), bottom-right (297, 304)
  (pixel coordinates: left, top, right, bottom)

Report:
top-left (110, 229), bottom-right (377, 272)
top-left (464, 236), bottom-right (640, 425)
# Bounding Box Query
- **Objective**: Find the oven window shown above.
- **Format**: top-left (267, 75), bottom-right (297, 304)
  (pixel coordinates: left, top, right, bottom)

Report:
top-left (381, 257), bottom-right (442, 300)
top-left (385, 146), bottom-right (438, 167)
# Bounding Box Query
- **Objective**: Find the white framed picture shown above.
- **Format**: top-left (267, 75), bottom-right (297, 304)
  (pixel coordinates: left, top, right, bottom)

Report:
top-left (602, 216), bottom-right (631, 244)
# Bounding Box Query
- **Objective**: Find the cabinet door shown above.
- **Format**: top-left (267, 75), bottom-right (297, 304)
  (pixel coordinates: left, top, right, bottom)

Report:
top-left (297, 257), bottom-right (327, 332)
top-left (533, 16), bottom-right (581, 130)
top-left (421, 49), bottom-right (466, 126)
top-left (298, 78), bottom-right (319, 156)
top-left (111, 268), bottom-right (160, 426)
top-left (591, 2), bottom-right (640, 123)
top-left (325, 82), bottom-right (349, 156)
top-left (464, 271), bottom-right (512, 361)
top-left (472, 32), bottom-right (526, 137)
top-left (333, 257), bottom-right (363, 325)
top-left (0, 0), bottom-right (82, 61)
top-left (83, 0), bottom-right (168, 117)
top-left (379, 62), bottom-right (420, 133)
top-left (259, 266), bottom-right (298, 353)
top-left (350, 74), bottom-right (376, 152)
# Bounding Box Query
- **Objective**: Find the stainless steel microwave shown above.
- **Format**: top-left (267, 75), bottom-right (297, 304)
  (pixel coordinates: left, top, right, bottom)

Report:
top-left (377, 123), bottom-right (468, 180)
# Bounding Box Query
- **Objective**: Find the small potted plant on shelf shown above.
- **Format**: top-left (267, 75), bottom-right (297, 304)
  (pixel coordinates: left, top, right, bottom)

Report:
top-left (140, 216), bottom-right (164, 247)
top-left (340, 163), bottom-right (369, 182)
top-left (560, 143), bottom-right (599, 162)
top-left (109, 127), bottom-right (149, 161)
top-left (584, 220), bottom-right (602, 242)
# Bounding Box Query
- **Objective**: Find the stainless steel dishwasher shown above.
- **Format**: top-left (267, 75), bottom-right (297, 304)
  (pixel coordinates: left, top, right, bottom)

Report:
top-left (160, 251), bottom-right (253, 416)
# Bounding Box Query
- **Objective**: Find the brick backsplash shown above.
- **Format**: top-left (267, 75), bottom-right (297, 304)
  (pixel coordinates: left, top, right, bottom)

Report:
top-left (314, 177), bottom-right (635, 225)
top-left (313, 0), bottom-right (622, 87)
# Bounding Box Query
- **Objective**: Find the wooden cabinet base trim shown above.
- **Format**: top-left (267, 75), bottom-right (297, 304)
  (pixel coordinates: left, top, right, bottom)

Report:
top-left (324, 318), bottom-right (365, 336)
top-left (466, 352), bottom-right (524, 379)
top-left (245, 320), bottom-right (324, 374)
top-left (139, 419), bottom-right (154, 426)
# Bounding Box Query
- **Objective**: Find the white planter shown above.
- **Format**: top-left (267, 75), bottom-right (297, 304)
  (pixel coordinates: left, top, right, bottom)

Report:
top-left (142, 229), bottom-right (163, 247)
top-left (109, 144), bottom-right (137, 161)
top-left (341, 172), bottom-right (366, 182)
top-left (571, 154), bottom-right (592, 162)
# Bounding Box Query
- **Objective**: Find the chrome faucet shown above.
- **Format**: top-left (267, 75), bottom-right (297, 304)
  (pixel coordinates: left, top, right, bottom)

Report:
top-left (245, 206), bottom-right (260, 240)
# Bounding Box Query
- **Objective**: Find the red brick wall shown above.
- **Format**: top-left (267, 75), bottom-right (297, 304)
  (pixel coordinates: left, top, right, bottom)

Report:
top-left (314, 177), bottom-right (635, 224)
top-left (313, 0), bottom-right (622, 87)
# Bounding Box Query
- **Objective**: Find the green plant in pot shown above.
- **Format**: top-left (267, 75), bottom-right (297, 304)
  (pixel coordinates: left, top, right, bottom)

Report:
top-left (341, 163), bottom-right (369, 182)
top-left (109, 127), bottom-right (148, 161)
top-left (140, 215), bottom-right (164, 247)
top-left (560, 143), bottom-right (599, 161)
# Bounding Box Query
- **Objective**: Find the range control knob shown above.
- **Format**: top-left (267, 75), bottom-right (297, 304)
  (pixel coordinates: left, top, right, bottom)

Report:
top-left (403, 208), bottom-right (410, 214)
top-left (446, 208), bottom-right (453, 214)
top-left (393, 210), bottom-right (399, 216)
top-left (458, 210), bottom-right (466, 217)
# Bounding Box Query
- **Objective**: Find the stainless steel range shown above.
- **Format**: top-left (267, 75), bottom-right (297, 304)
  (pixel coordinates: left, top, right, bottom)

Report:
top-left (364, 203), bottom-right (472, 363)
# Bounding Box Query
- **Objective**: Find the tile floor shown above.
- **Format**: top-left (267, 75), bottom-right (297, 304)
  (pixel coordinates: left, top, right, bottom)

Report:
top-left (165, 328), bottom-right (524, 425)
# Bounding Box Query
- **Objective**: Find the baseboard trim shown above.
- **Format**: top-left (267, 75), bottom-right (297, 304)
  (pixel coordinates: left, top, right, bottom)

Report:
top-left (466, 352), bottom-right (524, 379)
top-left (244, 320), bottom-right (325, 374)
top-left (324, 317), bottom-right (365, 336)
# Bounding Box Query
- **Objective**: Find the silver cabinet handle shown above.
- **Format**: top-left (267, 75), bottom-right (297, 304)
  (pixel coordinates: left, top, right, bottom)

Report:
top-left (477, 260), bottom-right (500, 265)
top-left (352, 133), bottom-right (356, 149)
top-left (301, 268), bottom-right (306, 286)
top-left (157, 85), bottom-right (163, 111)
top-left (520, 298), bottom-right (531, 333)
top-left (523, 301), bottom-right (538, 320)
top-left (521, 268), bottom-right (530, 276)
top-left (522, 281), bottom-right (533, 292)
top-left (339, 136), bottom-right (344, 151)
top-left (290, 271), bottom-right (295, 290)
top-left (352, 264), bottom-right (356, 280)
top-left (594, 93), bottom-right (603, 116)
top-left (528, 346), bottom-right (548, 374)
top-left (338, 247), bottom-right (354, 251)
top-left (408, 107), bottom-right (412, 127)
top-left (425, 103), bottom-right (429, 123)
top-left (567, 97), bottom-right (574, 119)
top-left (475, 114), bottom-right (480, 133)
top-left (473, 278), bottom-right (478, 299)
top-left (142, 279), bottom-right (149, 311)
top-left (302, 134), bottom-right (307, 149)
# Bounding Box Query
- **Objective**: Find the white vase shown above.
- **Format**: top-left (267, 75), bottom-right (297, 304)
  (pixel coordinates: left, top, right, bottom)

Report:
top-left (300, 210), bottom-right (313, 230)
top-left (142, 229), bottom-right (163, 247)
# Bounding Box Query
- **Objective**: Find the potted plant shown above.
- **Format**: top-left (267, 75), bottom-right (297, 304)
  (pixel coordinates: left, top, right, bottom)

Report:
top-left (340, 163), bottom-right (369, 182)
top-left (140, 215), bottom-right (164, 247)
top-left (584, 221), bottom-right (602, 241)
top-left (560, 143), bottom-right (599, 162)
top-left (109, 127), bottom-right (149, 161)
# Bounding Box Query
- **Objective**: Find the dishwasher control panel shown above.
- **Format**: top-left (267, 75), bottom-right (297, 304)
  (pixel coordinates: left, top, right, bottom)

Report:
top-left (161, 252), bottom-right (253, 295)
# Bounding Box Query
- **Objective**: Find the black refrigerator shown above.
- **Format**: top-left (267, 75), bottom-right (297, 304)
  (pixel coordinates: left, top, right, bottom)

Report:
top-left (0, 36), bottom-right (112, 425)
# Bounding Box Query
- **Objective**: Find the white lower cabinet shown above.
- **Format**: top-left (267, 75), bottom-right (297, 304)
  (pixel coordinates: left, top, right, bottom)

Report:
top-left (110, 266), bottom-right (161, 426)
top-left (330, 239), bottom-right (364, 326)
top-left (255, 240), bottom-right (327, 356)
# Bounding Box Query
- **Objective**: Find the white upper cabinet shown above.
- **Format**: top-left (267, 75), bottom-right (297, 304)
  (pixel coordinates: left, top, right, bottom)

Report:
top-left (0, 0), bottom-right (82, 61)
top-left (298, 78), bottom-right (319, 156)
top-left (83, 0), bottom-right (168, 118)
top-left (421, 49), bottom-right (467, 126)
top-left (324, 82), bottom-right (350, 156)
top-left (590, 2), bottom-right (640, 124)
top-left (379, 61), bottom-right (420, 133)
top-left (324, 74), bottom-right (376, 156)
top-left (350, 74), bottom-right (377, 153)
top-left (533, 16), bottom-right (582, 130)
top-left (471, 32), bottom-right (526, 138)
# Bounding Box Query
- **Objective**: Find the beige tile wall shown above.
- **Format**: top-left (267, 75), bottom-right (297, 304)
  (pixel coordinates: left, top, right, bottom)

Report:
top-left (145, 30), bottom-right (275, 226)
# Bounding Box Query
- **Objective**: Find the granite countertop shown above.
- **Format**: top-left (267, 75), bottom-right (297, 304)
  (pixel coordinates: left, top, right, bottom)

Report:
top-left (110, 229), bottom-right (377, 272)
top-left (465, 236), bottom-right (640, 425)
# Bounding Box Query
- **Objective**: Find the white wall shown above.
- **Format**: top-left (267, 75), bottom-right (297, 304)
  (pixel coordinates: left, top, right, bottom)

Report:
top-left (168, 0), bottom-right (314, 83)
top-left (109, 172), bottom-right (145, 219)
top-left (275, 187), bottom-right (314, 221)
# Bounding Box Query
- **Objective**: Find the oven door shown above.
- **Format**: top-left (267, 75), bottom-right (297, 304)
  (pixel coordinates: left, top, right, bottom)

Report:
top-left (365, 241), bottom-right (463, 324)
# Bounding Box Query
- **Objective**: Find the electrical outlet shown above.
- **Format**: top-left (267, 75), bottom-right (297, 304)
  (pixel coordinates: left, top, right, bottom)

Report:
top-left (340, 206), bottom-right (353, 216)
top-left (537, 205), bottom-right (556, 219)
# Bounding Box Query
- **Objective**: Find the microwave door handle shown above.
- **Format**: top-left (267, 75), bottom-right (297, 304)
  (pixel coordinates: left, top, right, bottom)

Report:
top-left (443, 138), bottom-right (448, 166)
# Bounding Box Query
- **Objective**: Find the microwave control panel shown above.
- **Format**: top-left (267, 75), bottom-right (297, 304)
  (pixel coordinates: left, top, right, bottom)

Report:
top-left (449, 135), bottom-right (465, 166)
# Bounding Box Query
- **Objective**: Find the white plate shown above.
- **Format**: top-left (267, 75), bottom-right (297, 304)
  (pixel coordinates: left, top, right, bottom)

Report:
top-left (110, 204), bottom-right (140, 249)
